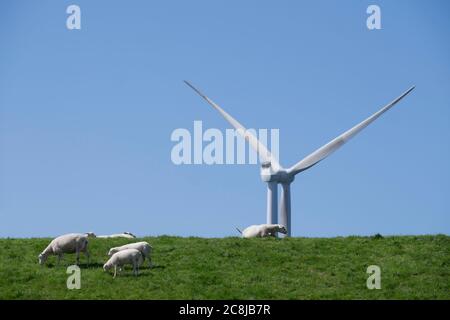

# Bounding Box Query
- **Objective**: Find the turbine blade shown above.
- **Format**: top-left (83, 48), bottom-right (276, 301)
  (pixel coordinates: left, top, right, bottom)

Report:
top-left (288, 86), bottom-right (415, 175)
top-left (184, 81), bottom-right (280, 169)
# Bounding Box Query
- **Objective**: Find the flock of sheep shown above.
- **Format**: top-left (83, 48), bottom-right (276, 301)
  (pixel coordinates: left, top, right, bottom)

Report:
top-left (38, 224), bottom-right (287, 277)
top-left (38, 232), bottom-right (151, 278)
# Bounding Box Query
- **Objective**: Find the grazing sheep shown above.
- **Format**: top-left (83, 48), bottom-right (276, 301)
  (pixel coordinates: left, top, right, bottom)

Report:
top-left (97, 232), bottom-right (136, 239)
top-left (237, 224), bottom-right (287, 238)
top-left (103, 248), bottom-right (143, 278)
top-left (38, 233), bottom-right (90, 265)
top-left (108, 241), bottom-right (153, 267)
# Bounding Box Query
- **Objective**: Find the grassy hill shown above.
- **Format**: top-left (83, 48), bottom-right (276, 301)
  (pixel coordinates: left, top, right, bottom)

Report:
top-left (0, 235), bottom-right (448, 299)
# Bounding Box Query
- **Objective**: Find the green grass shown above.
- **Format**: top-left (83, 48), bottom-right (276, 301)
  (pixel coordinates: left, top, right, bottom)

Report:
top-left (0, 235), bottom-right (448, 299)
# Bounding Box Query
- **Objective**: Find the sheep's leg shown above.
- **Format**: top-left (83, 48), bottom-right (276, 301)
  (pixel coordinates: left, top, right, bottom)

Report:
top-left (57, 254), bottom-right (63, 265)
top-left (262, 230), bottom-right (271, 237)
top-left (75, 249), bottom-right (80, 265)
top-left (148, 256), bottom-right (152, 268)
top-left (113, 266), bottom-right (117, 278)
top-left (85, 249), bottom-right (90, 265)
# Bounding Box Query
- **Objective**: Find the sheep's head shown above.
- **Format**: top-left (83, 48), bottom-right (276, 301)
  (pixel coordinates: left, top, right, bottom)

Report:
top-left (277, 225), bottom-right (287, 234)
top-left (103, 262), bottom-right (111, 271)
top-left (85, 232), bottom-right (96, 238)
top-left (38, 253), bottom-right (47, 265)
top-left (107, 248), bottom-right (117, 257)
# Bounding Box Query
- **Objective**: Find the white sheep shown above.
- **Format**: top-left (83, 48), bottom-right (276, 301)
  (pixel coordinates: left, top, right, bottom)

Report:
top-left (103, 248), bottom-right (143, 278)
top-left (236, 224), bottom-right (287, 238)
top-left (38, 233), bottom-right (90, 265)
top-left (97, 232), bottom-right (136, 239)
top-left (108, 241), bottom-right (153, 267)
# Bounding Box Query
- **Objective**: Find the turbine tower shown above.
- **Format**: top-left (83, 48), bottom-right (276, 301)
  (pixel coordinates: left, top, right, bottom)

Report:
top-left (185, 81), bottom-right (414, 236)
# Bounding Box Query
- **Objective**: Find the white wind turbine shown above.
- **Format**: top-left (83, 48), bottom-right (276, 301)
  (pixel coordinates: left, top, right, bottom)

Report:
top-left (185, 81), bottom-right (414, 236)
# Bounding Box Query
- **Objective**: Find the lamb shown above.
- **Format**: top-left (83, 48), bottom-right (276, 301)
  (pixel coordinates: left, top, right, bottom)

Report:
top-left (236, 224), bottom-right (287, 238)
top-left (97, 232), bottom-right (136, 239)
top-left (108, 241), bottom-right (153, 267)
top-left (103, 248), bottom-right (143, 278)
top-left (38, 233), bottom-right (90, 265)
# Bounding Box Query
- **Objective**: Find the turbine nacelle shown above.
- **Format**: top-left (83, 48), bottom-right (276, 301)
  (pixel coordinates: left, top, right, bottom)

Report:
top-left (260, 161), bottom-right (294, 184)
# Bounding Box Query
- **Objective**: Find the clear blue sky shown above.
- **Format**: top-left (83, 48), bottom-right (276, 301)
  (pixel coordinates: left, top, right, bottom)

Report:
top-left (1, 0), bottom-right (449, 237)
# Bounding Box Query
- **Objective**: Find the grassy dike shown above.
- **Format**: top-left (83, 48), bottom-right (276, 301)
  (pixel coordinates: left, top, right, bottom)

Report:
top-left (0, 235), bottom-right (448, 299)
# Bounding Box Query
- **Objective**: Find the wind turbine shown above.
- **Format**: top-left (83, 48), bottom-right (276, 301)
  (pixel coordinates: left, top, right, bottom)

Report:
top-left (185, 81), bottom-right (414, 236)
